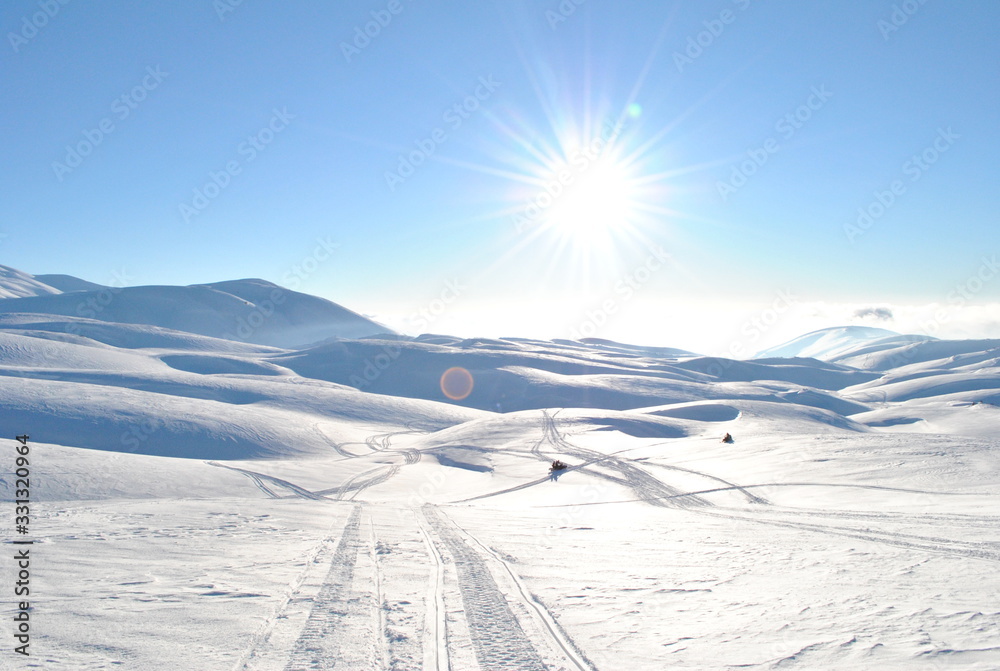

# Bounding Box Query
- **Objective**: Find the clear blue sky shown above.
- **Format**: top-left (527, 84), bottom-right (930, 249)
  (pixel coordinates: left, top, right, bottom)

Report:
top-left (3, 1), bottom-right (998, 352)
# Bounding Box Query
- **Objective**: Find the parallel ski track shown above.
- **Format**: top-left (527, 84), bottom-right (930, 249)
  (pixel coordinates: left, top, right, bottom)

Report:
top-left (421, 505), bottom-right (547, 670)
top-left (283, 505), bottom-right (364, 670)
top-left (232, 510), bottom-right (357, 671)
top-left (642, 460), bottom-right (769, 505)
top-left (315, 451), bottom-right (420, 500)
top-left (207, 462), bottom-right (327, 500)
top-left (699, 508), bottom-right (1000, 564)
top-left (369, 520), bottom-right (391, 670)
top-left (445, 512), bottom-right (597, 671)
top-left (415, 509), bottom-right (450, 671)
top-left (312, 422), bottom-right (365, 459)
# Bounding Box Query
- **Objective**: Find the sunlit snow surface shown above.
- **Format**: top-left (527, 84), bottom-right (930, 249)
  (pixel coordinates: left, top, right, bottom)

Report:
top-left (1, 302), bottom-right (999, 669)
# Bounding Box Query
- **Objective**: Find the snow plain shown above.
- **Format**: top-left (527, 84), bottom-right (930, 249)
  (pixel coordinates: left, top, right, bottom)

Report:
top-left (1, 267), bottom-right (998, 670)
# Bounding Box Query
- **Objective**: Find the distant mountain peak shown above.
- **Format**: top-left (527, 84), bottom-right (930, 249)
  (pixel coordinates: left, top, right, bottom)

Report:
top-left (756, 325), bottom-right (905, 360)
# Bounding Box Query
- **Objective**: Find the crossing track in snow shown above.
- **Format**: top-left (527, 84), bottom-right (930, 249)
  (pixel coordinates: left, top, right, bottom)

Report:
top-left (642, 459), bottom-right (769, 505)
top-left (313, 464), bottom-right (401, 501)
top-left (207, 461), bottom-right (327, 500)
top-left (215, 425), bottom-right (424, 503)
top-left (732, 504), bottom-right (1000, 528)
top-left (538, 411), bottom-right (711, 509)
top-left (312, 422), bottom-right (366, 459)
top-left (315, 451), bottom-right (420, 500)
top-left (460, 410), bottom-right (716, 509)
top-left (314, 422), bottom-right (428, 459)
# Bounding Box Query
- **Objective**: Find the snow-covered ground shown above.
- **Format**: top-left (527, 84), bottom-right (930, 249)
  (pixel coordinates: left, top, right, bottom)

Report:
top-left (1, 266), bottom-right (998, 670)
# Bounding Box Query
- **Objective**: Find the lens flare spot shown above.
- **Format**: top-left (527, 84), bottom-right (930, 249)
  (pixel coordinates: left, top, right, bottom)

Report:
top-left (440, 367), bottom-right (474, 401)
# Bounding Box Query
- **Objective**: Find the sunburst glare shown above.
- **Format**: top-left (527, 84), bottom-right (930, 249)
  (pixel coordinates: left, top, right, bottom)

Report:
top-left (545, 155), bottom-right (637, 246)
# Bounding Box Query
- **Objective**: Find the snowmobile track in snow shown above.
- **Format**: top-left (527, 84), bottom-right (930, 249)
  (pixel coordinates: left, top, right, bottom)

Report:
top-left (444, 513), bottom-right (598, 671)
top-left (314, 465), bottom-right (401, 501)
top-left (539, 411), bottom-right (711, 509)
top-left (700, 509), bottom-right (1000, 564)
top-left (458, 410), bottom-right (716, 508)
top-left (415, 509), bottom-right (450, 671)
top-left (232, 505), bottom-right (362, 671)
top-left (316, 451), bottom-right (420, 500)
top-left (283, 505), bottom-right (364, 670)
top-left (421, 505), bottom-right (549, 670)
top-left (208, 462), bottom-right (327, 500)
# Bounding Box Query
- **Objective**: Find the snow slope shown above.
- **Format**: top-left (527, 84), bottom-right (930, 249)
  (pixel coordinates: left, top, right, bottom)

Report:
top-left (1, 274), bottom-right (999, 670)
top-left (755, 325), bottom-right (936, 362)
top-left (0, 275), bottom-right (394, 347)
top-left (32, 273), bottom-right (108, 293)
top-left (0, 264), bottom-right (63, 299)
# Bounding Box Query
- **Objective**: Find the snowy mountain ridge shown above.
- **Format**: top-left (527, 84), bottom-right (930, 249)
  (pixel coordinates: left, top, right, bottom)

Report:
top-left (0, 264), bottom-right (394, 347)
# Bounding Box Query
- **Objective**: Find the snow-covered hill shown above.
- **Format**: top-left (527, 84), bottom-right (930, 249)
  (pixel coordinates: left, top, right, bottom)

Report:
top-left (754, 325), bottom-right (935, 361)
top-left (1, 268), bottom-right (999, 670)
top-left (0, 264), bottom-right (64, 299)
top-left (0, 265), bottom-right (394, 347)
top-left (32, 272), bottom-right (109, 293)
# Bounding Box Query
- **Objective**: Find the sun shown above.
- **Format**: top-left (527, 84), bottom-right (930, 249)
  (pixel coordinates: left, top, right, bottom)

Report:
top-left (503, 119), bottom-right (647, 253)
top-left (544, 156), bottom-right (637, 246)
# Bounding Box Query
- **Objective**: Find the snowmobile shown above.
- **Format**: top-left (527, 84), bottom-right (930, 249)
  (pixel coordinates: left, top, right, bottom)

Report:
top-left (549, 460), bottom-right (569, 472)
